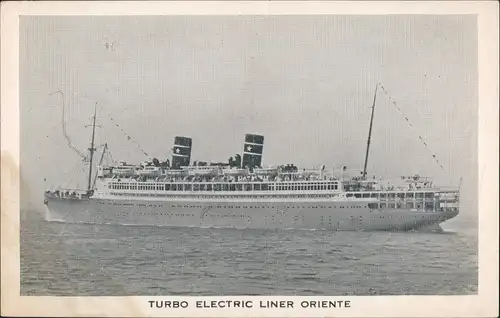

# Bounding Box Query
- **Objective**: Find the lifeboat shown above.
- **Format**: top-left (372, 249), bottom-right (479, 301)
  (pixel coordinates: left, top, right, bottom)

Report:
top-left (184, 165), bottom-right (218, 176)
top-left (113, 166), bottom-right (135, 176)
top-left (223, 168), bottom-right (247, 176)
top-left (164, 169), bottom-right (184, 176)
top-left (137, 167), bottom-right (162, 177)
top-left (254, 167), bottom-right (278, 176)
top-left (297, 169), bottom-right (321, 176)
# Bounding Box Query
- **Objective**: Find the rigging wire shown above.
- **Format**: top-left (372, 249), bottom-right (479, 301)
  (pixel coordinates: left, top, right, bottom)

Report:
top-left (49, 90), bottom-right (87, 160)
top-left (92, 143), bottom-right (111, 189)
top-left (61, 159), bottom-right (88, 190)
top-left (378, 83), bottom-right (445, 171)
top-left (99, 108), bottom-right (151, 159)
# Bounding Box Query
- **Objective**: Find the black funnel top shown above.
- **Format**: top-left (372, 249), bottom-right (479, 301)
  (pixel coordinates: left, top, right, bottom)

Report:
top-left (242, 134), bottom-right (264, 169)
top-left (171, 136), bottom-right (192, 169)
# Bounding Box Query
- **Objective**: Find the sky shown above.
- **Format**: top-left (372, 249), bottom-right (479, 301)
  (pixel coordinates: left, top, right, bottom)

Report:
top-left (19, 15), bottom-right (477, 225)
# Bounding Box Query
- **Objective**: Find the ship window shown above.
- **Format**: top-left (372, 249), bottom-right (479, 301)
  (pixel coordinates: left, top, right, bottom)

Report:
top-left (425, 192), bottom-right (434, 199)
top-left (425, 202), bottom-right (434, 211)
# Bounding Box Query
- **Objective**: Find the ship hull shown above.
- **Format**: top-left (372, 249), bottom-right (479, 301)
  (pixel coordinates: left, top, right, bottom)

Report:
top-left (44, 196), bottom-right (458, 231)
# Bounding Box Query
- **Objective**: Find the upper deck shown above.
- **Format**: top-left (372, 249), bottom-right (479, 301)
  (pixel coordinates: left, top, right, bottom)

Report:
top-left (97, 164), bottom-right (458, 195)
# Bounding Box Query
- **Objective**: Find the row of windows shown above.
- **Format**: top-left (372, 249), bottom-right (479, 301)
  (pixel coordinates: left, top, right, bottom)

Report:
top-left (108, 182), bottom-right (339, 192)
top-left (97, 201), bottom-right (164, 208)
top-left (350, 215), bottom-right (434, 220)
top-left (107, 192), bottom-right (342, 199)
top-left (98, 200), bottom-right (368, 210)
top-left (349, 192), bottom-right (436, 199)
top-left (100, 211), bottom-right (433, 221)
top-left (98, 199), bottom-right (439, 212)
top-left (106, 183), bottom-right (436, 199)
top-left (109, 212), bottom-right (249, 218)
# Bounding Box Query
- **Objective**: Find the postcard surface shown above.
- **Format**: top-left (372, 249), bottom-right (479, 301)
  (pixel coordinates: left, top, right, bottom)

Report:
top-left (1, 1), bottom-right (498, 317)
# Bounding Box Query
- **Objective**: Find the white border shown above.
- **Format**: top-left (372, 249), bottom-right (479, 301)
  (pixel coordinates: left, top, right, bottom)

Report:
top-left (1, 1), bottom-right (498, 317)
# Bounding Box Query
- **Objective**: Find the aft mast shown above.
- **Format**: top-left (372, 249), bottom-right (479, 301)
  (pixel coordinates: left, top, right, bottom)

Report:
top-left (87, 102), bottom-right (98, 192)
top-left (362, 84), bottom-right (378, 180)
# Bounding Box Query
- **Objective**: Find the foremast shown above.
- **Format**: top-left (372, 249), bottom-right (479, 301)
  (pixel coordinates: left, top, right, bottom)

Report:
top-left (362, 84), bottom-right (378, 180)
top-left (87, 102), bottom-right (98, 193)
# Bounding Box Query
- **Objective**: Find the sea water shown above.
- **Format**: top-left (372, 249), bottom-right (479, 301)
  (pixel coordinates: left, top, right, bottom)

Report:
top-left (20, 209), bottom-right (478, 296)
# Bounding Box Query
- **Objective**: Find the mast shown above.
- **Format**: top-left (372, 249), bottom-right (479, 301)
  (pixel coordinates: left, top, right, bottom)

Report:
top-left (362, 84), bottom-right (378, 180)
top-left (87, 102), bottom-right (98, 191)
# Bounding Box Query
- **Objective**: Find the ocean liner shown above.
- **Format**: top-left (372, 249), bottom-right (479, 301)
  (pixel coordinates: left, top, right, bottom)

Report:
top-left (43, 85), bottom-right (460, 231)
